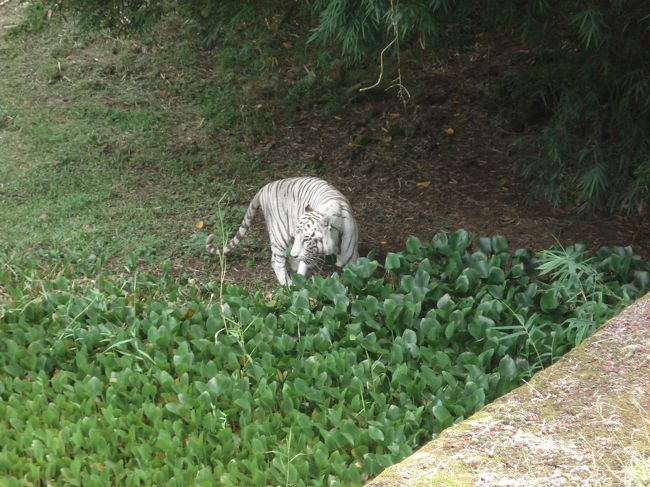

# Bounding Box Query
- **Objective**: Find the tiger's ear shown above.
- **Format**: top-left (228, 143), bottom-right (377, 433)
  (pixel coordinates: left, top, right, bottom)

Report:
top-left (305, 205), bottom-right (314, 213)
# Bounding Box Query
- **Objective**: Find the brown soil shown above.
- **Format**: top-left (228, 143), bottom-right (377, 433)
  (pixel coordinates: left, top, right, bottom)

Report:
top-left (3, 1), bottom-right (647, 284)
top-left (218, 39), bottom-right (650, 286)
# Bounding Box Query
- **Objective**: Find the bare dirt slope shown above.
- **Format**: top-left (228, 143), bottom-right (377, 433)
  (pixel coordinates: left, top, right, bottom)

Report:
top-left (213, 38), bottom-right (650, 286)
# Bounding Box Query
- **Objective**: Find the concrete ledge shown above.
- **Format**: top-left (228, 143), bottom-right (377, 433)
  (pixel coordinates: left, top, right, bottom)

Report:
top-left (368, 294), bottom-right (650, 486)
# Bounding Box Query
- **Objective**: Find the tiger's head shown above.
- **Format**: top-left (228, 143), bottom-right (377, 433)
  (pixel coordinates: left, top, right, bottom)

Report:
top-left (290, 205), bottom-right (340, 266)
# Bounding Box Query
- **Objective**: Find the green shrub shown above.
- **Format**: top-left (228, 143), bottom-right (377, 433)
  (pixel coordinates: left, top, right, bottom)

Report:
top-left (1, 231), bottom-right (647, 485)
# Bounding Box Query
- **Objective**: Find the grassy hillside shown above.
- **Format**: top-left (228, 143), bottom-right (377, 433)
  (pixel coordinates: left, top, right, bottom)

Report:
top-left (1, 3), bottom-right (276, 278)
top-left (2, 1), bottom-right (649, 280)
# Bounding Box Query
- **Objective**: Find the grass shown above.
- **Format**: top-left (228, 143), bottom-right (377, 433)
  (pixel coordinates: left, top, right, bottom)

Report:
top-left (0, 1), bottom-right (353, 279)
top-left (0, 3), bottom-right (286, 275)
top-left (625, 457), bottom-right (650, 487)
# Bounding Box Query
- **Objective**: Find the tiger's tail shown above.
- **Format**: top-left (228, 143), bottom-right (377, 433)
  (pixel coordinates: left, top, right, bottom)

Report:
top-left (206, 191), bottom-right (261, 257)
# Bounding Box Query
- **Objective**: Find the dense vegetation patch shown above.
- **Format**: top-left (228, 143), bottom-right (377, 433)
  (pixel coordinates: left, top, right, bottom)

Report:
top-left (1, 231), bottom-right (648, 485)
top-left (32, 0), bottom-right (650, 213)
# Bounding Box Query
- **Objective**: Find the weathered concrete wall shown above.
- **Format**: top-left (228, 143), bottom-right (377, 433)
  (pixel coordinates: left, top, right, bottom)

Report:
top-left (368, 294), bottom-right (650, 486)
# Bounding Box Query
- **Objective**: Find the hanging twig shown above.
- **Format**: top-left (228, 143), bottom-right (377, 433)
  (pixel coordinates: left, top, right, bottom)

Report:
top-left (359, 0), bottom-right (410, 107)
top-left (359, 38), bottom-right (396, 92)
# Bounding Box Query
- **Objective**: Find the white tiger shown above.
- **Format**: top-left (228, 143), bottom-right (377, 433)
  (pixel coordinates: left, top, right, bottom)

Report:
top-left (206, 177), bottom-right (359, 285)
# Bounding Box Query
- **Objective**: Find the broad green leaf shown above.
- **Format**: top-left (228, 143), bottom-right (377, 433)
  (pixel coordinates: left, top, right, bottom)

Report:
top-left (406, 236), bottom-right (422, 254)
top-left (498, 355), bottom-right (518, 380)
top-left (435, 351), bottom-right (451, 369)
top-left (492, 235), bottom-right (509, 253)
top-left (473, 259), bottom-right (490, 278)
top-left (450, 229), bottom-right (471, 252)
top-left (455, 274), bottom-right (470, 293)
top-left (444, 322), bottom-right (456, 339)
top-left (488, 267), bottom-right (505, 284)
top-left (368, 425), bottom-right (385, 442)
top-left (540, 289), bottom-right (560, 312)
top-left (478, 237), bottom-right (492, 254)
top-left (432, 404), bottom-right (453, 426)
top-left (385, 253), bottom-right (402, 272)
top-left (634, 270), bottom-right (649, 289)
top-left (469, 316), bottom-right (494, 340)
top-left (436, 293), bottom-right (454, 310)
top-left (402, 329), bottom-right (417, 345)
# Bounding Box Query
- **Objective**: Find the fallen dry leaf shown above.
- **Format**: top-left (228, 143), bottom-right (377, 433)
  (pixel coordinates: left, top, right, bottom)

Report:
top-left (259, 135), bottom-right (274, 145)
top-left (282, 42), bottom-right (293, 49)
top-left (416, 181), bottom-right (432, 187)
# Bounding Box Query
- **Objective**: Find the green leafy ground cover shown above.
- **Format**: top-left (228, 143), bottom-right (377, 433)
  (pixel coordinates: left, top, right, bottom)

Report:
top-left (1, 231), bottom-right (648, 485)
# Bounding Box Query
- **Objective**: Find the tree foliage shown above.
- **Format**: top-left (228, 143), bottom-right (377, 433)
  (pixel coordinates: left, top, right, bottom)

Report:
top-left (41, 0), bottom-right (650, 213)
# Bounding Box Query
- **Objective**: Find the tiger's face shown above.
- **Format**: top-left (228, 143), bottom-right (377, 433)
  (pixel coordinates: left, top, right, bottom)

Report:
top-left (290, 207), bottom-right (339, 265)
